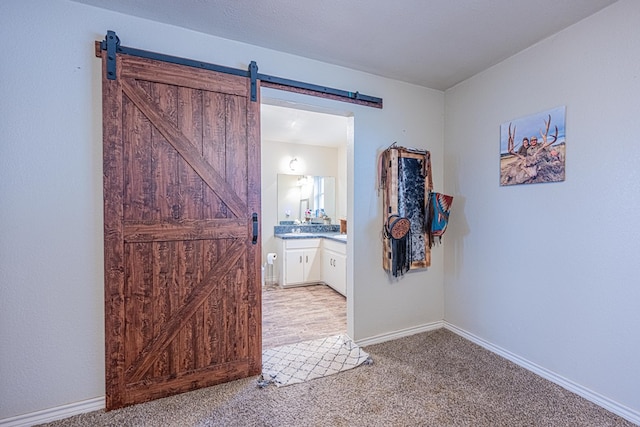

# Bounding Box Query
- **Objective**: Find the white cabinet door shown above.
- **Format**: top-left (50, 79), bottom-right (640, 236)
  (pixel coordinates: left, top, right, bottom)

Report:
top-left (279, 238), bottom-right (322, 287)
top-left (304, 247), bottom-right (322, 283)
top-left (322, 251), bottom-right (334, 290)
top-left (284, 249), bottom-right (305, 285)
top-left (323, 248), bottom-right (346, 296)
top-left (332, 252), bottom-right (346, 296)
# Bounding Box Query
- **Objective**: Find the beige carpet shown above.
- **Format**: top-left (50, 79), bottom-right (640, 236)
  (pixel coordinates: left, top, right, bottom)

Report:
top-left (41, 329), bottom-right (635, 427)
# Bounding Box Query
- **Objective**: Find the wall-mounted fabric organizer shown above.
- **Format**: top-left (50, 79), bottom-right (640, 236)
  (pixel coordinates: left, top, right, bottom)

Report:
top-left (380, 146), bottom-right (433, 276)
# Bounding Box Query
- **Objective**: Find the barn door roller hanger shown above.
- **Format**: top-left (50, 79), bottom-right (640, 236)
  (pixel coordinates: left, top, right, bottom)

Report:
top-left (99, 30), bottom-right (383, 109)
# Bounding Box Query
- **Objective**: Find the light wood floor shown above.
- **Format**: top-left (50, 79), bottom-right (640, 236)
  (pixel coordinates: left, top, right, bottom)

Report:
top-left (262, 284), bottom-right (346, 349)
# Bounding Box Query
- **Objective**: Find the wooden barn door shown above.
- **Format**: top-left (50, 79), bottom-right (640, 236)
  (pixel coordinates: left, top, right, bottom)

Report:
top-left (101, 52), bottom-right (261, 410)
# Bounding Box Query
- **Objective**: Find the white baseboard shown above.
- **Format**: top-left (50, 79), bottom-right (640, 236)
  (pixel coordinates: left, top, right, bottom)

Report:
top-left (0, 397), bottom-right (105, 427)
top-left (444, 322), bottom-right (640, 426)
top-left (355, 320), bottom-right (444, 347)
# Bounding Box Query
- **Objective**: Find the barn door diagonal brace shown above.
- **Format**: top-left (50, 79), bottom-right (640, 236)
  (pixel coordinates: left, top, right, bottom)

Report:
top-left (97, 30), bottom-right (383, 108)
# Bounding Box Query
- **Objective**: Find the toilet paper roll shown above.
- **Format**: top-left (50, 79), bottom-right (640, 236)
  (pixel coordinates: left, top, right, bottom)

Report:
top-left (267, 253), bottom-right (278, 264)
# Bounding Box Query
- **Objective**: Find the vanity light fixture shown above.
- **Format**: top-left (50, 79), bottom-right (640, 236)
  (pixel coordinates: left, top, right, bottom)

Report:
top-left (289, 157), bottom-right (299, 172)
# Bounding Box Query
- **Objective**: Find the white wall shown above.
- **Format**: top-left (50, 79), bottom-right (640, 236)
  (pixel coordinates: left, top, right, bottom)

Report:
top-left (0, 0), bottom-right (444, 420)
top-left (444, 0), bottom-right (640, 418)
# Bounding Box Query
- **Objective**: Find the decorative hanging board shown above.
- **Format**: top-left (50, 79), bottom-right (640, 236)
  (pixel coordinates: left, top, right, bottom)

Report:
top-left (380, 146), bottom-right (433, 275)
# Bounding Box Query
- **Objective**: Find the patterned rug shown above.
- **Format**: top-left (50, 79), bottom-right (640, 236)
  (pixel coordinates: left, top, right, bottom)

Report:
top-left (258, 335), bottom-right (372, 387)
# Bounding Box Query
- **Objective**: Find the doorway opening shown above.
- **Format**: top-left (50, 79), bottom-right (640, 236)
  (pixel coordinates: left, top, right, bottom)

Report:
top-left (260, 100), bottom-right (353, 350)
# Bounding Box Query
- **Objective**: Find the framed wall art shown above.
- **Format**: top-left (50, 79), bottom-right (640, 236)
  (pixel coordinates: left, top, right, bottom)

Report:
top-left (500, 106), bottom-right (566, 186)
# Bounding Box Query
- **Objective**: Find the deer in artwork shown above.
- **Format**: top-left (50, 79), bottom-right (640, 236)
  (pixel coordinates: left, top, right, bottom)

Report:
top-left (501, 114), bottom-right (562, 185)
top-left (507, 123), bottom-right (524, 159)
top-left (530, 115), bottom-right (558, 156)
top-left (503, 122), bottom-right (536, 184)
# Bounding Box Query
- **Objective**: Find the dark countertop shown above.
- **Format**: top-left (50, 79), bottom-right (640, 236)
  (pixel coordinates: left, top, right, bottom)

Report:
top-left (274, 232), bottom-right (347, 243)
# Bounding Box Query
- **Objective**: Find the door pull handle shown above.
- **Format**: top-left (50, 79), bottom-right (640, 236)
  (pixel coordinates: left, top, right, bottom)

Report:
top-left (252, 213), bottom-right (258, 245)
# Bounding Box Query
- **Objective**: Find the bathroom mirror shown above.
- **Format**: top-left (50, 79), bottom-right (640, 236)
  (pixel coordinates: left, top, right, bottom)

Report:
top-left (277, 174), bottom-right (335, 223)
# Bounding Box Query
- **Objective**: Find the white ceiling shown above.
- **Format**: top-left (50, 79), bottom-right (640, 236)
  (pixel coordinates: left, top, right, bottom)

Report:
top-left (261, 104), bottom-right (350, 147)
top-left (75, 0), bottom-right (616, 90)
top-left (75, 0), bottom-right (616, 145)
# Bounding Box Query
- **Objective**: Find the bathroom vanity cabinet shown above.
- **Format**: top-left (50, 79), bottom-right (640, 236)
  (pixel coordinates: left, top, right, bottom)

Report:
top-left (322, 239), bottom-right (346, 296)
top-left (278, 238), bottom-right (322, 286)
top-left (277, 236), bottom-right (346, 296)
